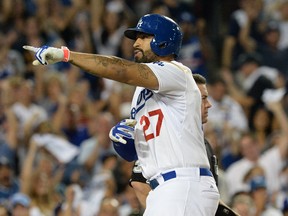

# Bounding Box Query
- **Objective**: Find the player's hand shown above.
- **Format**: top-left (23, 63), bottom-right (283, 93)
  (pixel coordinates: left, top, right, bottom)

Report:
top-left (109, 119), bottom-right (138, 162)
top-left (23, 45), bottom-right (70, 65)
top-left (109, 119), bottom-right (137, 144)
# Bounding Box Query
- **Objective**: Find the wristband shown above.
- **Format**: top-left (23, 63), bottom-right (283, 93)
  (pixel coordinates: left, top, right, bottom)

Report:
top-left (61, 46), bottom-right (70, 62)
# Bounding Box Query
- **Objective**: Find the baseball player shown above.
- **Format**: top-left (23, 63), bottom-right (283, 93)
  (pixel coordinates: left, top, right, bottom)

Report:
top-left (110, 74), bottom-right (240, 216)
top-left (23, 14), bottom-right (219, 215)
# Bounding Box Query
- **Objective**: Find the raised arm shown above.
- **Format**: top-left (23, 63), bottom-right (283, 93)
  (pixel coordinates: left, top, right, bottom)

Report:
top-left (266, 100), bottom-right (288, 159)
top-left (20, 139), bottom-right (38, 194)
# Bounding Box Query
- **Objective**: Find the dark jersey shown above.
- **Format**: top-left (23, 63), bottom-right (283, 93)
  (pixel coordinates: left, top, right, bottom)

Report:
top-left (204, 138), bottom-right (218, 185)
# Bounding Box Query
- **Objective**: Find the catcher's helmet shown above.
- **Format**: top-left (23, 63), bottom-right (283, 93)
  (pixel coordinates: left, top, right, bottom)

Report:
top-left (124, 14), bottom-right (183, 57)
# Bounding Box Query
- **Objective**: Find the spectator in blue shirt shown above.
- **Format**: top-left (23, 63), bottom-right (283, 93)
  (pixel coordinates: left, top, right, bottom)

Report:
top-left (0, 156), bottom-right (19, 201)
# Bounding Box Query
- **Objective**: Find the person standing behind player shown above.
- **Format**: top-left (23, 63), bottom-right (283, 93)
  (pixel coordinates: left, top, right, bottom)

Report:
top-left (23, 14), bottom-right (220, 215)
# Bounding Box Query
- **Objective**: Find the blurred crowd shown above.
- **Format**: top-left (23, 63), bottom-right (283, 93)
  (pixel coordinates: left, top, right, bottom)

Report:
top-left (0, 0), bottom-right (287, 215)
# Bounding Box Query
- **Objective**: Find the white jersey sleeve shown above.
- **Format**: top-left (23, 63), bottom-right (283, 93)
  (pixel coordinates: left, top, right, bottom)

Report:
top-left (130, 61), bottom-right (210, 179)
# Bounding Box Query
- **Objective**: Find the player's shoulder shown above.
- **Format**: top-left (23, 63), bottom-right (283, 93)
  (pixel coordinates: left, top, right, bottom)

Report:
top-left (145, 61), bottom-right (169, 68)
top-left (147, 61), bottom-right (191, 74)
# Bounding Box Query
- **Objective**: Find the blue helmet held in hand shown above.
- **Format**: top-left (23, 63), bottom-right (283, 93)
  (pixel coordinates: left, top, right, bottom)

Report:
top-left (124, 14), bottom-right (183, 57)
top-left (109, 119), bottom-right (138, 162)
top-left (112, 137), bottom-right (137, 162)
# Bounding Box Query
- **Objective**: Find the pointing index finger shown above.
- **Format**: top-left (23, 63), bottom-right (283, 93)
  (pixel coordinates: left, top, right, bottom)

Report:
top-left (23, 45), bottom-right (39, 52)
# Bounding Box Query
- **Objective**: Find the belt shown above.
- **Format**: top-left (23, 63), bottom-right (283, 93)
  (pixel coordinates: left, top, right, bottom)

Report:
top-left (149, 167), bottom-right (213, 190)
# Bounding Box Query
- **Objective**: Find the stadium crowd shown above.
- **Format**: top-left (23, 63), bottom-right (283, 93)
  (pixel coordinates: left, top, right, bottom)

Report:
top-left (0, 0), bottom-right (287, 215)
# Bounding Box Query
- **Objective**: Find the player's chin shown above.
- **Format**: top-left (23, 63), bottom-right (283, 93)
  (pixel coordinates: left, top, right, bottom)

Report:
top-left (135, 55), bottom-right (148, 63)
top-left (134, 52), bottom-right (143, 62)
top-left (202, 116), bottom-right (208, 124)
top-left (134, 56), bottom-right (141, 63)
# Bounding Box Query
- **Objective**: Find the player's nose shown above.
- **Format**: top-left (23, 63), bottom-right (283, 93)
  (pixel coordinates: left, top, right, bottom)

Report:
top-left (207, 99), bottom-right (212, 108)
top-left (133, 39), bottom-right (141, 49)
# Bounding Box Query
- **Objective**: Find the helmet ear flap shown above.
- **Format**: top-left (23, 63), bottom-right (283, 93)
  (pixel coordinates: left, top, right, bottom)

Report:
top-left (158, 42), bottom-right (168, 49)
top-left (150, 38), bottom-right (168, 55)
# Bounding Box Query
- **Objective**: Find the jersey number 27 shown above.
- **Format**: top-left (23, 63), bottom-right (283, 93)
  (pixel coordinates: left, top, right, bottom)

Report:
top-left (140, 109), bottom-right (163, 142)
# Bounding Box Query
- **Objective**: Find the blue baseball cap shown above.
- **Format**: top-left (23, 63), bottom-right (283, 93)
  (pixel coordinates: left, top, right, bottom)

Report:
top-left (178, 12), bottom-right (196, 24)
top-left (265, 21), bottom-right (280, 34)
top-left (10, 193), bottom-right (31, 208)
top-left (249, 176), bottom-right (267, 192)
top-left (0, 156), bottom-right (11, 167)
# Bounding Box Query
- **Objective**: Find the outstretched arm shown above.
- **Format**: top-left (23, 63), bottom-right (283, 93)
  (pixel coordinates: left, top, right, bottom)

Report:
top-left (23, 46), bottom-right (159, 90)
top-left (68, 52), bottom-right (158, 89)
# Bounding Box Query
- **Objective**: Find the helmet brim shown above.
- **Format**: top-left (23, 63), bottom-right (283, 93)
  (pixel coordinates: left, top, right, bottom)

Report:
top-left (124, 28), bottom-right (138, 40)
top-left (124, 28), bottom-right (154, 40)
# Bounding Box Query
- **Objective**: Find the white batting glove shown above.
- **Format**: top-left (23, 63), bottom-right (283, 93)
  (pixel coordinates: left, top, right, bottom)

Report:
top-left (109, 119), bottom-right (137, 144)
top-left (23, 45), bottom-right (70, 65)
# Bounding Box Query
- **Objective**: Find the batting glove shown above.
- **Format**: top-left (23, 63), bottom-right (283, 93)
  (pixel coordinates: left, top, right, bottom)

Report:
top-left (23, 45), bottom-right (70, 65)
top-left (109, 119), bottom-right (137, 144)
top-left (109, 119), bottom-right (138, 162)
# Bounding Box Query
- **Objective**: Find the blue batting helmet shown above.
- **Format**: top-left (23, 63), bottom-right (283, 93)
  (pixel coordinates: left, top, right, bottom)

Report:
top-left (112, 137), bottom-right (137, 162)
top-left (124, 14), bottom-right (183, 57)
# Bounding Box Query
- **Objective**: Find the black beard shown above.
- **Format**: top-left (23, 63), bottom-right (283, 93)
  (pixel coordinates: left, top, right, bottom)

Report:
top-left (134, 50), bottom-right (158, 63)
top-left (135, 55), bottom-right (149, 63)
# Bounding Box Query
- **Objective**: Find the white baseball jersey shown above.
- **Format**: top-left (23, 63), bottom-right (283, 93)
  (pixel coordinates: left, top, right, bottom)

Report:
top-left (130, 60), bottom-right (210, 179)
